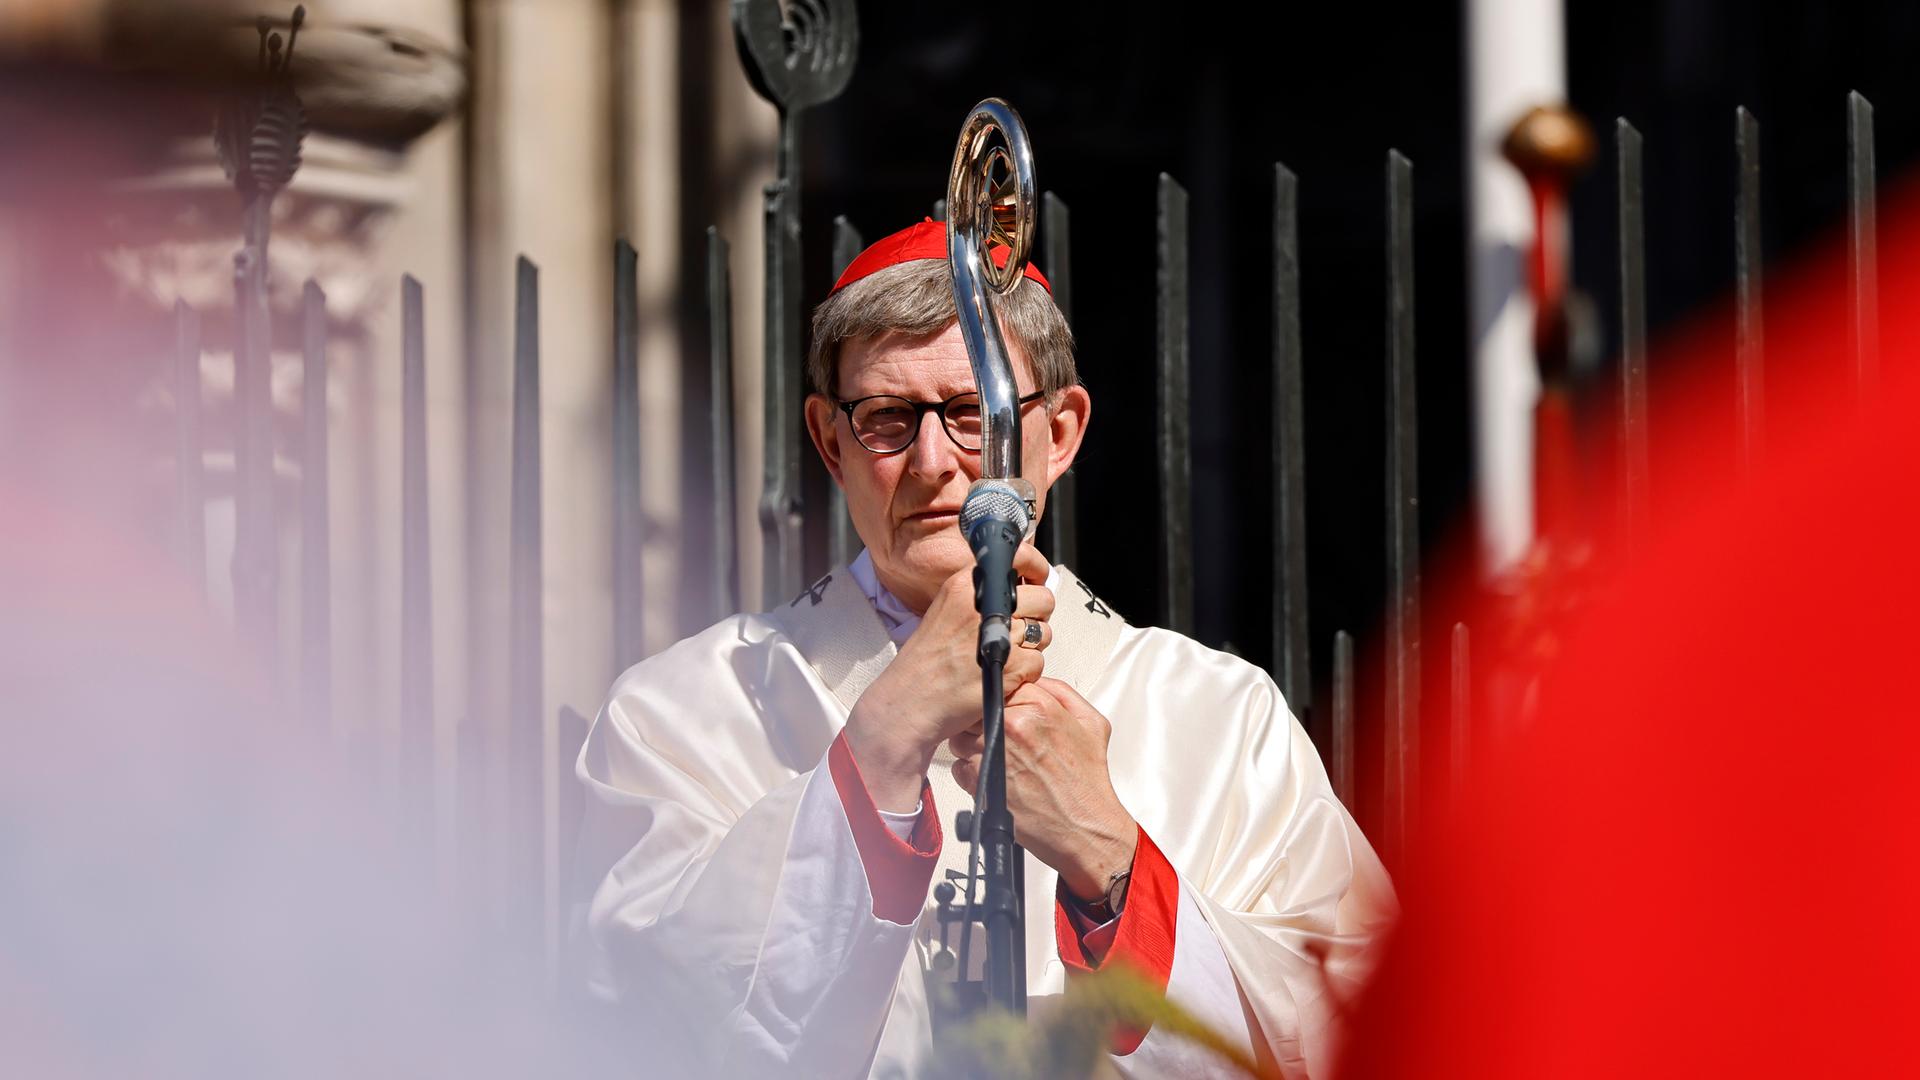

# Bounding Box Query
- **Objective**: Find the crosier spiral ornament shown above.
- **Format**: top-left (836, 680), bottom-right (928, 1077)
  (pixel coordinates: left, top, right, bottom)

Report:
top-left (947, 98), bottom-right (1040, 522)
top-left (216, 7), bottom-right (308, 200)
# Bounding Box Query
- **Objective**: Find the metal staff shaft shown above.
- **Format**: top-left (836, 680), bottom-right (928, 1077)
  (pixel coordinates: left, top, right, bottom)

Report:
top-left (947, 96), bottom-right (1038, 1017)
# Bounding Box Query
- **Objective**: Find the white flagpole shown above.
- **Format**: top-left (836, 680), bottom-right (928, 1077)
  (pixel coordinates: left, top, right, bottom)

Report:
top-left (1466, 0), bottom-right (1567, 577)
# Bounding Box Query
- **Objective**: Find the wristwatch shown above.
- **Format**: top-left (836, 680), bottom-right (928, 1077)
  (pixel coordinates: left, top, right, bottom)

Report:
top-left (1078, 865), bottom-right (1132, 922)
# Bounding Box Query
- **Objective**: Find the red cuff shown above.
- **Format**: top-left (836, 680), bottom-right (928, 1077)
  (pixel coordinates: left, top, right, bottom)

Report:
top-left (827, 731), bottom-right (942, 924)
top-left (1054, 825), bottom-right (1178, 1056)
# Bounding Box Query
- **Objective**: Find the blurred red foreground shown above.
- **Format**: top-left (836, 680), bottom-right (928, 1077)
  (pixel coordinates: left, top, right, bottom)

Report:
top-left (1340, 183), bottom-right (1920, 1077)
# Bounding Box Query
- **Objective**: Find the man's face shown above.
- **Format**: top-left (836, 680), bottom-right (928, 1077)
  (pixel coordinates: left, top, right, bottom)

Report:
top-left (803, 320), bottom-right (1091, 613)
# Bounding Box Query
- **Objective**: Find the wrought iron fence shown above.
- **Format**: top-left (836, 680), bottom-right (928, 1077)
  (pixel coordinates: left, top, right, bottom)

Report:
top-left (168, 3), bottom-right (1886, 973)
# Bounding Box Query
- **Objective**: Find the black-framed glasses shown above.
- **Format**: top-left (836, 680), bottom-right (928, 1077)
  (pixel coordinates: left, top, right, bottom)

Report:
top-left (836, 390), bottom-right (1047, 455)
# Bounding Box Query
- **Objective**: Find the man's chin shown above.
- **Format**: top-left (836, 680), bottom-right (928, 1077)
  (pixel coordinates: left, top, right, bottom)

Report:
top-left (883, 533), bottom-right (972, 603)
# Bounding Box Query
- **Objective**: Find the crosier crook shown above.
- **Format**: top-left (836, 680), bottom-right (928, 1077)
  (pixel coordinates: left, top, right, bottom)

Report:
top-left (944, 98), bottom-right (1039, 1016)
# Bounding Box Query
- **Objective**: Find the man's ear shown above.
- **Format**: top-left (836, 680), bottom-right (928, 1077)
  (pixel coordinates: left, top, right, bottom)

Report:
top-left (803, 394), bottom-right (847, 487)
top-left (1043, 384), bottom-right (1091, 488)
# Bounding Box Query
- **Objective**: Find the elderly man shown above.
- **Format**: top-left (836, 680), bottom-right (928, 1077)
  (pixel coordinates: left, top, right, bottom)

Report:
top-left (573, 220), bottom-right (1395, 1077)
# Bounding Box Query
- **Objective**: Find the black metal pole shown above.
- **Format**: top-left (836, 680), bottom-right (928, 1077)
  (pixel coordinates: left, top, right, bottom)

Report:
top-left (508, 255), bottom-right (548, 967)
top-left (828, 216), bottom-right (864, 569)
top-left (174, 301), bottom-right (205, 597)
top-left (1384, 150), bottom-right (1420, 858)
top-left (1272, 163), bottom-right (1311, 724)
top-left (301, 281), bottom-right (331, 734)
top-left (730, 5), bottom-right (857, 601)
top-left (1156, 174), bottom-right (1193, 636)
top-left (708, 228), bottom-right (741, 620)
top-left (1451, 621), bottom-right (1470, 799)
top-left (612, 240), bottom-right (643, 664)
top-left (1617, 120), bottom-right (1650, 558)
top-left (1332, 629), bottom-right (1355, 808)
top-left (1848, 91), bottom-right (1878, 402)
top-left (759, 109), bottom-right (805, 608)
top-left (217, 7), bottom-right (307, 670)
top-left (974, 657), bottom-right (1023, 1013)
top-left (1734, 108), bottom-right (1764, 474)
top-left (399, 274), bottom-right (434, 820)
top-left (232, 194), bottom-right (279, 661)
top-left (1041, 191), bottom-right (1078, 570)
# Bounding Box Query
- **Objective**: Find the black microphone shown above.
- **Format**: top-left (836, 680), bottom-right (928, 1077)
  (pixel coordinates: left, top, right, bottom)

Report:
top-left (959, 480), bottom-right (1031, 663)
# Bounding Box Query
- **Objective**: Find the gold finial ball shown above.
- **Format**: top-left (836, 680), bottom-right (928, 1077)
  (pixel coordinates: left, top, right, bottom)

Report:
top-left (1502, 104), bottom-right (1597, 182)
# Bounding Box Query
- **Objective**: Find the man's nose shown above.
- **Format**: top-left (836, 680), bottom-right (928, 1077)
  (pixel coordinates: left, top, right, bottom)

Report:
top-left (903, 410), bottom-right (959, 479)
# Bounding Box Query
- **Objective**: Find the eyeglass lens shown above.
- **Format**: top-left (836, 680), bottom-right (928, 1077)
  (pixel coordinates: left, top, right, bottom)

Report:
top-left (849, 395), bottom-right (984, 452)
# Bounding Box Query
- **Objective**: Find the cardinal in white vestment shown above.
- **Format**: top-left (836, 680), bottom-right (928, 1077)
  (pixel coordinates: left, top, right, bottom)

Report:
top-left (573, 220), bottom-right (1397, 1078)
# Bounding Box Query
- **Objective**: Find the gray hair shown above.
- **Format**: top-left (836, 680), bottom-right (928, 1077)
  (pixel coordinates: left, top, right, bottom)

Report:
top-left (807, 258), bottom-right (1077, 400)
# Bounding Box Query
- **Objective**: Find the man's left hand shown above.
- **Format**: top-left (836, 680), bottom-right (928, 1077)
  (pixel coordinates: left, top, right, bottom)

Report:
top-left (949, 677), bottom-right (1138, 903)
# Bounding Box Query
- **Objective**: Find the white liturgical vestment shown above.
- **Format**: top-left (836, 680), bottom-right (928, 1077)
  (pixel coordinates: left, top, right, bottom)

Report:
top-left (574, 557), bottom-right (1395, 1077)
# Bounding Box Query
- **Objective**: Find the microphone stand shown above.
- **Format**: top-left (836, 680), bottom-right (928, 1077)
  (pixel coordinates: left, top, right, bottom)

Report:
top-left (956, 512), bottom-right (1026, 1014)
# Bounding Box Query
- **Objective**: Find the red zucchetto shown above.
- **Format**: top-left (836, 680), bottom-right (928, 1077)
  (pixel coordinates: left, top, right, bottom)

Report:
top-left (828, 217), bottom-right (1051, 296)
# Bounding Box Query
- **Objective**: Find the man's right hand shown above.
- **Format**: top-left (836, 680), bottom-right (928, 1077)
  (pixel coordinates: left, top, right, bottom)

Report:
top-left (844, 542), bottom-right (1054, 812)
